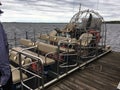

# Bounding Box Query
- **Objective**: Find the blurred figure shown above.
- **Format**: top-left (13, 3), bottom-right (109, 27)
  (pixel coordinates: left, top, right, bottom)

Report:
top-left (0, 2), bottom-right (13, 90)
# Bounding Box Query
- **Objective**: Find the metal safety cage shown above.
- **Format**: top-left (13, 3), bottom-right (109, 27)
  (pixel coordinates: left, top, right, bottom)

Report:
top-left (64, 9), bottom-right (107, 59)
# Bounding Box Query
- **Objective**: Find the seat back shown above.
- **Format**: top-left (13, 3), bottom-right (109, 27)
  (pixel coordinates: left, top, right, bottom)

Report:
top-left (9, 47), bottom-right (32, 65)
top-left (11, 65), bottom-right (28, 84)
top-left (19, 38), bottom-right (34, 47)
top-left (36, 42), bottom-right (58, 53)
top-left (49, 30), bottom-right (57, 36)
top-left (38, 34), bottom-right (71, 43)
top-left (38, 34), bottom-right (50, 41)
top-left (79, 33), bottom-right (93, 46)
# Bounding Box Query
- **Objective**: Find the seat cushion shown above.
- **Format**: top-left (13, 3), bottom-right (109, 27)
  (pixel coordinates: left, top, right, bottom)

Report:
top-left (9, 48), bottom-right (32, 66)
top-left (36, 42), bottom-right (58, 53)
top-left (10, 47), bottom-right (55, 66)
top-left (19, 38), bottom-right (34, 47)
top-left (79, 33), bottom-right (93, 46)
top-left (11, 65), bottom-right (28, 84)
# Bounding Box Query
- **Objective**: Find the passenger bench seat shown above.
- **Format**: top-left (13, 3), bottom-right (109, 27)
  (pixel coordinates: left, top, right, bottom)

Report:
top-left (11, 65), bottom-right (28, 84)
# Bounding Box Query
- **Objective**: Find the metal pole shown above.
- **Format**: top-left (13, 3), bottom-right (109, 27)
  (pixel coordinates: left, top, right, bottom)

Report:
top-left (14, 32), bottom-right (17, 46)
top-left (18, 53), bottom-right (24, 90)
top-left (25, 31), bottom-right (28, 39)
top-left (33, 29), bottom-right (36, 42)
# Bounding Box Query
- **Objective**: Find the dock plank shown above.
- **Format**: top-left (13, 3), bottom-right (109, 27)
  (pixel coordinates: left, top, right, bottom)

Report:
top-left (46, 52), bottom-right (120, 90)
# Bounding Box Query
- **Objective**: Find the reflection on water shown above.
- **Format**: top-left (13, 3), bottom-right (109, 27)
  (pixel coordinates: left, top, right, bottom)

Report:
top-left (2, 23), bottom-right (120, 52)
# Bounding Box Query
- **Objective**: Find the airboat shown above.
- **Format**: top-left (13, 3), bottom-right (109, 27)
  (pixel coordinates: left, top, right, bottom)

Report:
top-left (9, 8), bottom-right (111, 90)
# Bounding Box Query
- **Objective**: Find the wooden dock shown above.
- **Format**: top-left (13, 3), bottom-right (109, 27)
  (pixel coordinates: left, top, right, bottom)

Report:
top-left (46, 51), bottom-right (120, 90)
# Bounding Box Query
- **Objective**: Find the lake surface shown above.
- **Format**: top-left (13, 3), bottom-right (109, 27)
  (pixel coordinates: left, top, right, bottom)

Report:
top-left (2, 23), bottom-right (120, 52)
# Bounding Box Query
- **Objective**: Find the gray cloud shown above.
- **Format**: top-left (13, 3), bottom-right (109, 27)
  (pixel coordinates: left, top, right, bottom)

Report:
top-left (1, 0), bottom-right (120, 22)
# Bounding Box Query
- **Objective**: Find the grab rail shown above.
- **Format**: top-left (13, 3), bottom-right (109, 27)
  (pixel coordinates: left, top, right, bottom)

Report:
top-left (12, 46), bottom-right (44, 90)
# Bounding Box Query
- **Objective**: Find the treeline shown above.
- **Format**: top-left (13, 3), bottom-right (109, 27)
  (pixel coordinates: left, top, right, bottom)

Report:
top-left (105, 21), bottom-right (120, 24)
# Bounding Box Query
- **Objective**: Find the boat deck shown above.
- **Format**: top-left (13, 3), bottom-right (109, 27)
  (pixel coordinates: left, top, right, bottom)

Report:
top-left (46, 51), bottom-right (120, 90)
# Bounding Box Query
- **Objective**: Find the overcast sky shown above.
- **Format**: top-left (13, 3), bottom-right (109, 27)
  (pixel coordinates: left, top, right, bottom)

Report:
top-left (0, 0), bottom-right (120, 22)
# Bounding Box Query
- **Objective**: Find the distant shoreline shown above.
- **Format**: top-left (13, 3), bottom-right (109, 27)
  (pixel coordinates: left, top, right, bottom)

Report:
top-left (2, 22), bottom-right (68, 24)
top-left (104, 21), bottom-right (120, 24)
top-left (2, 21), bottom-right (120, 24)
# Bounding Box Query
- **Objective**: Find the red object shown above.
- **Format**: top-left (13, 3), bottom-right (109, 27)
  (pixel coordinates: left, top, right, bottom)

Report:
top-left (31, 63), bottom-right (37, 71)
top-left (88, 29), bottom-right (101, 43)
top-left (31, 62), bottom-right (42, 73)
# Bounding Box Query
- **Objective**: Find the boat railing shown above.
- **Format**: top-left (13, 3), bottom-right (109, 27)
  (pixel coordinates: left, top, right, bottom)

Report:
top-left (8, 31), bottom-right (37, 48)
top-left (11, 46), bottom-right (44, 90)
top-left (58, 39), bottom-right (78, 68)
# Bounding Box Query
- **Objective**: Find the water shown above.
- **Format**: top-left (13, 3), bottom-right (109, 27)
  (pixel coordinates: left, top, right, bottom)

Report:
top-left (2, 23), bottom-right (120, 52)
top-left (106, 24), bottom-right (120, 52)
